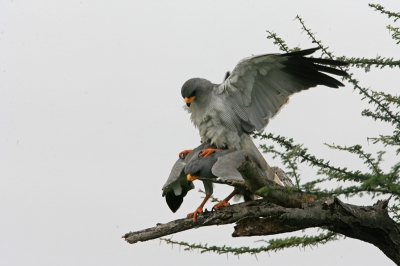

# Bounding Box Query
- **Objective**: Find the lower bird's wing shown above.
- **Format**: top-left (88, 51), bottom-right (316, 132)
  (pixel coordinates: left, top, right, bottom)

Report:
top-left (162, 158), bottom-right (194, 213)
top-left (162, 142), bottom-right (212, 213)
top-left (211, 150), bottom-right (248, 181)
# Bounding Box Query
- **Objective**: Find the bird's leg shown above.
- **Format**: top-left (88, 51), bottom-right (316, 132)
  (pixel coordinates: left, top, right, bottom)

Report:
top-left (187, 194), bottom-right (211, 222)
top-left (213, 189), bottom-right (239, 210)
top-left (178, 149), bottom-right (193, 159)
top-left (199, 148), bottom-right (219, 157)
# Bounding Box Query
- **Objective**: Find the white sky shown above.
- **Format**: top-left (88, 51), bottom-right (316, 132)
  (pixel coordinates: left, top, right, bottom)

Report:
top-left (1, 1), bottom-right (399, 265)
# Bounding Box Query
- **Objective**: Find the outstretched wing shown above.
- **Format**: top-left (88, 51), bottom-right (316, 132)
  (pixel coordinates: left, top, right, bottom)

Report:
top-left (214, 48), bottom-right (348, 132)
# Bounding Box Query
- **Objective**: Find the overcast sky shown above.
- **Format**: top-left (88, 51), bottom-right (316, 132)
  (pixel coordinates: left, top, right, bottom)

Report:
top-left (1, 1), bottom-right (399, 265)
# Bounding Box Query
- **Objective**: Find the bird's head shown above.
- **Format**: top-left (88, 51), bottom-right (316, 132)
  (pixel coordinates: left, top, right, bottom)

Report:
top-left (184, 158), bottom-right (202, 181)
top-left (184, 153), bottom-right (216, 181)
top-left (181, 78), bottom-right (213, 107)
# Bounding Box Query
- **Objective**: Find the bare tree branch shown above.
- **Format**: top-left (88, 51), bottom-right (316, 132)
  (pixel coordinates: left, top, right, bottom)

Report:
top-left (123, 155), bottom-right (400, 264)
top-left (122, 199), bottom-right (286, 244)
top-left (123, 196), bottom-right (400, 264)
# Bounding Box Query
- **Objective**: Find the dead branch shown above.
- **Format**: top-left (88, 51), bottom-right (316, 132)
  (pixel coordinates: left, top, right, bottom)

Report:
top-left (123, 155), bottom-right (400, 264)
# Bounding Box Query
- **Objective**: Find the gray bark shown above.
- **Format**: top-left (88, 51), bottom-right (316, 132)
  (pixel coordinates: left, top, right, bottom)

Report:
top-left (123, 156), bottom-right (400, 264)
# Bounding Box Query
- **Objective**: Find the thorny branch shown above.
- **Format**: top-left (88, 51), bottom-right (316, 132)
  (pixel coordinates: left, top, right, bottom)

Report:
top-left (123, 157), bottom-right (400, 264)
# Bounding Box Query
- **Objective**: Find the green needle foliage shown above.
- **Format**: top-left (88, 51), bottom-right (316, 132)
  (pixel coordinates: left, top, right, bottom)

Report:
top-left (160, 231), bottom-right (339, 256)
top-left (259, 7), bottom-right (400, 218)
top-left (161, 3), bottom-right (399, 257)
top-left (337, 56), bottom-right (400, 70)
top-left (370, 3), bottom-right (400, 44)
top-left (198, 188), bottom-right (220, 202)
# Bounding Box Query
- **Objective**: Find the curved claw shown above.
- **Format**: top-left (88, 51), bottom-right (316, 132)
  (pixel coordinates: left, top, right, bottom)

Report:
top-left (199, 148), bottom-right (218, 157)
top-left (212, 190), bottom-right (238, 211)
top-left (213, 200), bottom-right (230, 210)
top-left (179, 149), bottom-right (193, 159)
top-left (187, 207), bottom-right (203, 222)
top-left (187, 194), bottom-right (211, 222)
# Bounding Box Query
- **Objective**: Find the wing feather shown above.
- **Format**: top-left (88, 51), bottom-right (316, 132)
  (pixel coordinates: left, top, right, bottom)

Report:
top-left (213, 48), bottom-right (348, 132)
top-left (211, 151), bottom-right (246, 181)
top-left (227, 97), bottom-right (249, 121)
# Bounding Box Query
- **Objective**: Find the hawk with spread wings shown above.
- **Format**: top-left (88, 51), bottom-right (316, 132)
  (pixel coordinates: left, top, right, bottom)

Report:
top-left (179, 48), bottom-right (348, 174)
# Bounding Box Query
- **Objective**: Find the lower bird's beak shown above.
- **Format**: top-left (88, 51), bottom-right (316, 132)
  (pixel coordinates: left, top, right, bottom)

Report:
top-left (187, 174), bottom-right (198, 181)
top-left (184, 96), bottom-right (195, 107)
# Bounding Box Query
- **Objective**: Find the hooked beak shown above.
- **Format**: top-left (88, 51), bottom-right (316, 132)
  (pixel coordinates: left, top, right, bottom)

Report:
top-left (184, 96), bottom-right (195, 107)
top-left (187, 174), bottom-right (198, 181)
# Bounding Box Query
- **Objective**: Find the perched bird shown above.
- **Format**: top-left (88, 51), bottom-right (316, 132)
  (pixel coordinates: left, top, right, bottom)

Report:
top-left (163, 143), bottom-right (271, 222)
top-left (184, 148), bottom-right (260, 222)
top-left (179, 48), bottom-right (348, 181)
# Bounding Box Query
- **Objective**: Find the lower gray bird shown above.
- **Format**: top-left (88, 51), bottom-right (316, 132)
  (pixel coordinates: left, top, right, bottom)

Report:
top-left (164, 143), bottom-right (294, 222)
top-left (163, 143), bottom-right (265, 221)
top-left (184, 148), bottom-right (260, 222)
top-left (162, 143), bottom-right (281, 222)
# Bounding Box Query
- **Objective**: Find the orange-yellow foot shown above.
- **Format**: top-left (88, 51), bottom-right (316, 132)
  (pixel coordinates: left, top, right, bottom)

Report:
top-left (187, 207), bottom-right (203, 222)
top-left (199, 148), bottom-right (219, 157)
top-left (213, 200), bottom-right (230, 210)
top-left (187, 174), bottom-right (198, 182)
top-left (179, 149), bottom-right (193, 159)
